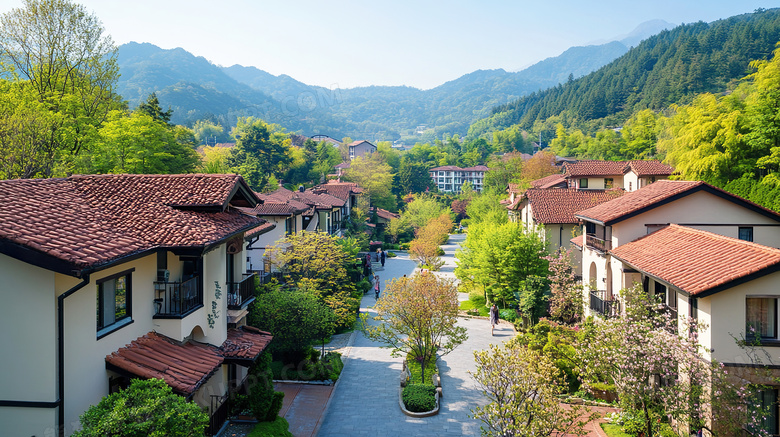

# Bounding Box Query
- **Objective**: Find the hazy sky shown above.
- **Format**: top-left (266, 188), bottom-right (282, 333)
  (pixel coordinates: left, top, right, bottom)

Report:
top-left (1, 0), bottom-right (777, 89)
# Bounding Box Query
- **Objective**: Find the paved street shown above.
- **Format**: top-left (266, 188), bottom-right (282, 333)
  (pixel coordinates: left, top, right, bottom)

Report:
top-left (317, 238), bottom-right (509, 436)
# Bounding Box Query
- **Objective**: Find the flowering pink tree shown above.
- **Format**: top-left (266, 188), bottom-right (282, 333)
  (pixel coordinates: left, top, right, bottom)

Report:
top-left (578, 285), bottom-right (768, 436)
top-left (544, 248), bottom-right (582, 324)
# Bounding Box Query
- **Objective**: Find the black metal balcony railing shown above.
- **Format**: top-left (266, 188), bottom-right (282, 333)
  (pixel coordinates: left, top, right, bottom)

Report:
top-left (590, 290), bottom-right (619, 317)
top-left (154, 276), bottom-right (202, 317)
top-left (227, 273), bottom-right (257, 310)
top-left (586, 235), bottom-right (612, 252)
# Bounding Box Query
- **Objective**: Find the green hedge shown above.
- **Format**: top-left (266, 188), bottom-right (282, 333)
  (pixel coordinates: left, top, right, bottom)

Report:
top-left (248, 416), bottom-right (293, 437)
top-left (402, 384), bottom-right (436, 412)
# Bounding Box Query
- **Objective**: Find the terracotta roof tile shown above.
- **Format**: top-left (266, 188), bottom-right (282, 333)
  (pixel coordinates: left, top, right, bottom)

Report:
top-left (522, 188), bottom-right (625, 224)
top-left (575, 180), bottom-right (780, 225)
top-left (105, 332), bottom-right (223, 395)
top-left (530, 174), bottom-right (566, 189)
top-left (623, 160), bottom-right (674, 176)
top-left (220, 326), bottom-right (273, 361)
top-left (312, 181), bottom-right (363, 202)
top-left (563, 160), bottom-right (627, 177)
top-left (571, 235), bottom-right (584, 249)
top-left (371, 207), bottom-right (400, 221)
top-left (575, 180), bottom-right (702, 224)
top-left (611, 224), bottom-right (780, 295)
top-left (0, 174), bottom-right (263, 273)
top-left (244, 221), bottom-right (276, 238)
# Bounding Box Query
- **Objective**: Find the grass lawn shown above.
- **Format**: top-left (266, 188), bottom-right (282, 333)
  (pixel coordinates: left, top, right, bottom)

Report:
top-left (459, 300), bottom-right (489, 317)
top-left (601, 423), bottom-right (632, 437)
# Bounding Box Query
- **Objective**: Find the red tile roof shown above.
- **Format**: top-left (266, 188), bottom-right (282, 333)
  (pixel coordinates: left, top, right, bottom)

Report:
top-left (530, 174), bottom-right (566, 189)
top-left (106, 328), bottom-right (273, 395)
top-left (348, 140), bottom-right (376, 148)
top-left (371, 207), bottom-right (400, 221)
top-left (521, 188), bottom-right (625, 224)
top-left (0, 174), bottom-right (263, 275)
top-left (563, 160), bottom-right (627, 177)
top-left (576, 180), bottom-right (780, 225)
top-left (571, 235), bottom-right (584, 249)
top-left (623, 160), bottom-right (674, 176)
top-left (244, 221), bottom-right (276, 238)
top-left (313, 181), bottom-right (363, 202)
top-left (507, 183), bottom-right (522, 194)
top-left (611, 224), bottom-right (780, 296)
top-left (220, 326), bottom-right (273, 361)
top-left (334, 162), bottom-right (351, 169)
top-left (105, 332), bottom-right (223, 395)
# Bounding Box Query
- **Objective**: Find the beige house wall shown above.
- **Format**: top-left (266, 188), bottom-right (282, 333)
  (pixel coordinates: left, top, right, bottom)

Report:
top-left (0, 254), bottom-right (58, 437)
top-left (611, 190), bottom-right (780, 249)
top-left (575, 175), bottom-right (623, 190)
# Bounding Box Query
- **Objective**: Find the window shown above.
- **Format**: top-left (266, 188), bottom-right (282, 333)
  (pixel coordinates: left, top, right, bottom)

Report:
top-left (97, 270), bottom-right (133, 337)
top-left (655, 281), bottom-right (667, 305)
top-left (628, 181), bottom-right (633, 191)
top-left (747, 297), bottom-right (777, 341)
top-left (604, 178), bottom-right (614, 189)
top-left (750, 388), bottom-right (779, 435)
top-left (585, 222), bottom-right (596, 235)
top-left (285, 216), bottom-right (295, 235)
top-left (739, 227), bottom-right (754, 242)
top-left (579, 178), bottom-right (588, 189)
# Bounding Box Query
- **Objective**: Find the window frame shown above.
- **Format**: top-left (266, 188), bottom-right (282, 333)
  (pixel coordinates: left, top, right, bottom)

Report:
top-left (96, 268), bottom-right (134, 339)
top-left (746, 296), bottom-right (778, 342)
top-left (579, 178), bottom-right (589, 189)
top-left (739, 226), bottom-right (754, 242)
top-left (604, 178), bottom-right (614, 189)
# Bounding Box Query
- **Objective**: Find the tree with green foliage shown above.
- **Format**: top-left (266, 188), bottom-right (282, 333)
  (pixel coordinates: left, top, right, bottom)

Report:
top-left (397, 161), bottom-right (433, 194)
top-left (191, 119), bottom-right (226, 145)
top-left (400, 194), bottom-right (451, 230)
top-left (137, 92), bottom-right (173, 125)
top-left (73, 378), bottom-right (208, 437)
top-left (343, 152), bottom-right (396, 210)
top-left (483, 152), bottom-right (526, 193)
top-left (463, 191), bottom-right (508, 226)
top-left (456, 221), bottom-right (548, 306)
top-left (0, 0), bottom-right (121, 157)
top-left (471, 340), bottom-right (594, 437)
top-left (82, 110), bottom-right (199, 174)
top-left (364, 274), bottom-right (467, 384)
top-left (246, 352), bottom-right (285, 422)
top-left (228, 117), bottom-right (292, 191)
top-left (249, 288), bottom-right (335, 361)
top-left (265, 231), bottom-right (358, 329)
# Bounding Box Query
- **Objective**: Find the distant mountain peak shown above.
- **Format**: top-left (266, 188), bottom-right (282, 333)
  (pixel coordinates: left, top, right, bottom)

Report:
top-left (587, 19), bottom-right (676, 47)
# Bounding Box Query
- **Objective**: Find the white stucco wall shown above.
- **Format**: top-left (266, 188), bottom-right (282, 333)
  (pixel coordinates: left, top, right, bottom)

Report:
top-left (0, 254), bottom-right (58, 437)
top-left (245, 216), bottom-right (288, 272)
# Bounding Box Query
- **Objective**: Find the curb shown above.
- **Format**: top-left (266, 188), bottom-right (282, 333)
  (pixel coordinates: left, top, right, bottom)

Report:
top-left (310, 320), bottom-right (359, 436)
top-left (398, 387), bottom-right (440, 417)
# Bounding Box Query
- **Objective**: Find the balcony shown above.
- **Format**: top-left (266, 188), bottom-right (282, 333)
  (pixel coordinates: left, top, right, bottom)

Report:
top-left (590, 290), bottom-right (619, 317)
top-left (154, 276), bottom-right (202, 318)
top-left (227, 273), bottom-right (257, 310)
top-left (586, 235), bottom-right (612, 252)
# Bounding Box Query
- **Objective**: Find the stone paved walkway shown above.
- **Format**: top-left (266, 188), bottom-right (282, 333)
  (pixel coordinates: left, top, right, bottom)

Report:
top-left (316, 247), bottom-right (508, 436)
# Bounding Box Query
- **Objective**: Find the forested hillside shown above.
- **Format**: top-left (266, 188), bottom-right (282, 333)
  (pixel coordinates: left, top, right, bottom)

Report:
top-left (116, 20), bottom-right (665, 142)
top-left (468, 8), bottom-right (780, 140)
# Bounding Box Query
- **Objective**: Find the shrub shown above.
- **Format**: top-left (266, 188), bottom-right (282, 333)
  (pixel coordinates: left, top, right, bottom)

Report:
top-left (407, 353), bottom-right (438, 385)
top-left (270, 352), bottom-right (343, 381)
top-left (499, 308), bottom-right (517, 322)
top-left (468, 290), bottom-right (487, 307)
top-left (399, 242), bottom-right (410, 250)
top-left (356, 278), bottom-right (371, 294)
top-left (402, 384), bottom-right (437, 412)
top-left (73, 378), bottom-right (208, 437)
top-left (387, 251), bottom-right (397, 258)
top-left (248, 416), bottom-right (293, 437)
top-left (248, 352), bottom-right (285, 422)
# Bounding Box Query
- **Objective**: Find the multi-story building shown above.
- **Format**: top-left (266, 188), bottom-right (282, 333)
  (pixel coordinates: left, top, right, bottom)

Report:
top-left (348, 140), bottom-right (377, 160)
top-left (0, 174), bottom-right (275, 437)
top-left (429, 165), bottom-right (488, 193)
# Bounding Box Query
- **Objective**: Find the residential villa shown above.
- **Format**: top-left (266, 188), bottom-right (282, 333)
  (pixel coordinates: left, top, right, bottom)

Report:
top-left (348, 140), bottom-right (377, 160)
top-left (0, 174), bottom-right (275, 437)
top-left (510, 188), bottom-right (624, 258)
top-left (429, 165), bottom-right (489, 193)
top-left (312, 180), bottom-right (363, 219)
top-left (570, 179), bottom-right (780, 429)
top-left (562, 160), bottom-right (673, 191)
top-left (241, 193), bottom-right (308, 273)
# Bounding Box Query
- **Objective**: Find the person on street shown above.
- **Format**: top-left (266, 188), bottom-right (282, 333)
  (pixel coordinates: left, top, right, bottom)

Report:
top-left (380, 249), bottom-right (386, 267)
top-left (374, 275), bottom-right (380, 298)
top-left (489, 304), bottom-right (499, 336)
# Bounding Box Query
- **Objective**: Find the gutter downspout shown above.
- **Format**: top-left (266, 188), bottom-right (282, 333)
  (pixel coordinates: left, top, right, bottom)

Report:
top-left (58, 274), bottom-right (90, 437)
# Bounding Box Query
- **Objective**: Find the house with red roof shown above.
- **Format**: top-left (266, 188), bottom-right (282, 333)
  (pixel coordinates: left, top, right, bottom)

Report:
top-left (0, 174), bottom-right (275, 437)
top-left (429, 165), bottom-right (488, 193)
top-left (562, 160), bottom-right (673, 191)
top-left (510, 188), bottom-right (625, 258)
top-left (571, 180), bottom-right (780, 430)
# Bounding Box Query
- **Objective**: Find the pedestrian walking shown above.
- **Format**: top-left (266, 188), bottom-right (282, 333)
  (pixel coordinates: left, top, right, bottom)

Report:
top-left (380, 249), bottom-right (386, 267)
top-left (489, 304), bottom-right (499, 336)
top-left (374, 275), bottom-right (380, 298)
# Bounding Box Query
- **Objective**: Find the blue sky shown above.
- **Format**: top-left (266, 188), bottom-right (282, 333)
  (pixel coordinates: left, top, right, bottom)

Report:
top-left (1, 0), bottom-right (777, 89)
